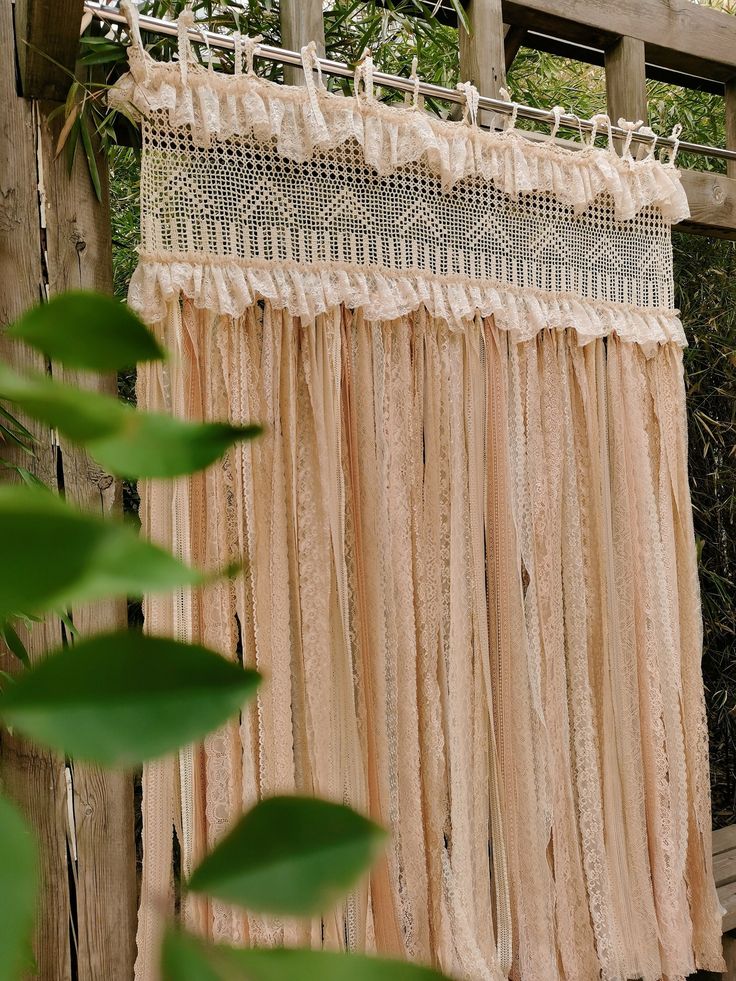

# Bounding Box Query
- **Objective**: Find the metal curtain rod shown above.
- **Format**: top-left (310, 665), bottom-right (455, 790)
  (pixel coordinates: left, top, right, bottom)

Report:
top-left (83, 0), bottom-right (736, 163)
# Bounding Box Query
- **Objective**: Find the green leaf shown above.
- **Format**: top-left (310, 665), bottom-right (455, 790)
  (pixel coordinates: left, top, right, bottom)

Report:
top-left (0, 621), bottom-right (30, 667)
top-left (188, 796), bottom-right (386, 916)
top-left (87, 413), bottom-right (262, 480)
top-left (161, 930), bottom-right (450, 981)
top-left (80, 112), bottom-right (102, 203)
top-left (9, 292), bottom-right (165, 371)
top-left (0, 485), bottom-right (203, 619)
top-left (0, 632), bottom-right (260, 766)
top-left (0, 362), bottom-right (261, 479)
top-left (0, 794), bottom-right (38, 981)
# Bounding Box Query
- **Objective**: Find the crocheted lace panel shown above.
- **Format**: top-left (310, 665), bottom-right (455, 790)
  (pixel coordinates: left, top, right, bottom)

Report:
top-left (110, 30), bottom-right (690, 348)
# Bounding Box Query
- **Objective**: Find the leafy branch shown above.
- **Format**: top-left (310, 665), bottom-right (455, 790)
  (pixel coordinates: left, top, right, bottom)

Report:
top-left (0, 291), bottom-right (452, 981)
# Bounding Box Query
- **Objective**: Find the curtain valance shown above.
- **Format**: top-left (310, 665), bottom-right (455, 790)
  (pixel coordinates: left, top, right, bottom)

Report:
top-left (111, 30), bottom-right (688, 349)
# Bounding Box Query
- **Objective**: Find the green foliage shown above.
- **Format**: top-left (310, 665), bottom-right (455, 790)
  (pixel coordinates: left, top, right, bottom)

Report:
top-left (0, 290), bottom-right (452, 980)
top-left (162, 931), bottom-right (449, 981)
top-left (0, 361), bottom-right (260, 479)
top-left (188, 797), bottom-right (386, 915)
top-left (0, 796), bottom-right (38, 981)
top-left (676, 232), bottom-right (736, 826)
top-left (0, 485), bottom-right (204, 620)
top-left (0, 633), bottom-right (260, 766)
top-left (9, 291), bottom-right (165, 371)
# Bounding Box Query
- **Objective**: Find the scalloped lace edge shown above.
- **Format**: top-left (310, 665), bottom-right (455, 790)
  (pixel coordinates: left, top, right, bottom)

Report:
top-left (128, 256), bottom-right (687, 350)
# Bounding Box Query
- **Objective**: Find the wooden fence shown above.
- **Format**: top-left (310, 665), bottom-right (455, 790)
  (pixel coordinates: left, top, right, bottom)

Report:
top-left (1, 0), bottom-right (736, 977)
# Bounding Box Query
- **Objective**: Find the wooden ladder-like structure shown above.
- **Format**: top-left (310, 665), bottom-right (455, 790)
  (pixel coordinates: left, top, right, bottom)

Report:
top-left (1, 1), bottom-right (736, 978)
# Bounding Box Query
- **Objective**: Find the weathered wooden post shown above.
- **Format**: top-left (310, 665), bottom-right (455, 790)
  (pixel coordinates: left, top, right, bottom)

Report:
top-left (459, 0), bottom-right (507, 99)
top-left (280, 0), bottom-right (325, 86)
top-left (605, 36), bottom-right (648, 129)
top-left (0, 1), bottom-right (136, 977)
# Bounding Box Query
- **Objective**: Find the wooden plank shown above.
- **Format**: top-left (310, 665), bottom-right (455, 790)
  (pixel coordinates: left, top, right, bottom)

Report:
top-left (459, 0), bottom-right (507, 101)
top-left (38, 103), bottom-right (137, 981)
top-left (678, 170), bottom-right (736, 240)
top-left (720, 880), bottom-right (736, 933)
top-left (713, 825), bottom-right (736, 857)
top-left (714, 849), bottom-right (736, 889)
top-left (504, 24), bottom-right (527, 71)
top-left (280, 0), bottom-right (325, 87)
top-left (605, 36), bottom-right (648, 127)
top-left (0, 4), bottom-right (73, 978)
top-left (726, 79), bottom-right (736, 182)
top-left (500, 0), bottom-right (736, 83)
top-left (14, 0), bottom-right (85, 101)
top-left (518, 30), bottom-right (724, 94)
top-left (723, 932), bottom-right (736, 979)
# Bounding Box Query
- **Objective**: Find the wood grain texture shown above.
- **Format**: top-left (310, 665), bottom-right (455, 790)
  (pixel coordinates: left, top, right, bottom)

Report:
top-left (714, 849), bottom-right (736, 890)
top-left (714, 826), bottom-right (736, 857)
top-left (0, 6), bottom-right (73, 979)
top-left (605, 36), bottom-right (648, 128)
top-left (501, 0), bottom-right (736, 82)
top-left (38, 103), bottom-right (137, 981)
top-left (678, 171), bottom-right (736, 240)
top-left (459, 0), bottom-right (507, 101)
top-left (280, 0), bottom-right (325, 87)
top-left (726, 79), bottom-right (736, 181)
top-left (720, 881), bottom-right (736, 934)
top-left (504, 24), bottom-right (527, 72)
top-left (14, 0), bottom-right (85, 101)
top-left (723, 931), bottom-right (736, 978)
top-left (2, 3), bottom-right (136, 976)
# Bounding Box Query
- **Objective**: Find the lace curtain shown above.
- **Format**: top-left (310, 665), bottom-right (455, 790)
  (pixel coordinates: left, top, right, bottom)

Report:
top-left (112, 7), bottom-right (724, 979)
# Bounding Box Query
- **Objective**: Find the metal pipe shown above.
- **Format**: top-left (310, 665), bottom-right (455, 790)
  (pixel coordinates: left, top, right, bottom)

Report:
top-left (83, 0), bottom-right (736, 163)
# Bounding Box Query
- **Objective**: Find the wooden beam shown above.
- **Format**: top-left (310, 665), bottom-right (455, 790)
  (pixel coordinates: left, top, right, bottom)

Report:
top-left (726, 78), bottom-right (736, 182)
top-left (280, 0), bottom-right (325, 87)
top-left (605, 36), bottom-right (648, 126)
top-left (14, 0), bottom-right (85, 101)
top-left (504, 24), bottom-right (527, 72)
top-left (500, 0), bottom-right (736, 83)
top-left (605, 35), bottom-right (647, 158)
top-left (460, 0), bottom-right (506, 131)
top-left (677, 170), bottom-right (736, 240)
top-left (460, 0), bottom-right (506, 97)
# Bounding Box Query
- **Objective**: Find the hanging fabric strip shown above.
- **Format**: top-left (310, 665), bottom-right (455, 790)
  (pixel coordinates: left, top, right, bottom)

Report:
top-left (111, 13), bottom-right (724, 981)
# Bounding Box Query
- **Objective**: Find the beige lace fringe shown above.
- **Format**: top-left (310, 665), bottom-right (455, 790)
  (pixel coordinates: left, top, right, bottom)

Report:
top-left (113, 7), bottom-right (724, 979)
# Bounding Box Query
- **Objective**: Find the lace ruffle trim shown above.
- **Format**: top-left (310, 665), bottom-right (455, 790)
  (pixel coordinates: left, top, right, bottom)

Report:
top-left (109, 56), bottom-right (689, 224)
top-left (129, 255), bottom-right (687, 350)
